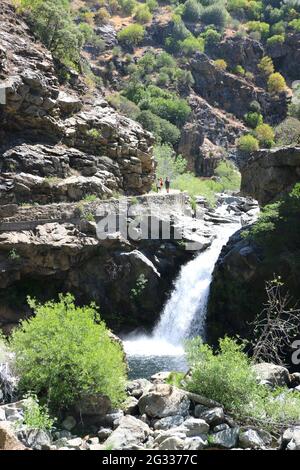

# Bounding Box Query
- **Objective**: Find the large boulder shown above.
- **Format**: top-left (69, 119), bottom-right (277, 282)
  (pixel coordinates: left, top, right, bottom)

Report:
top-left (103, 415), bottom-right (151, 450)
top-left (241, 146), bottom-right (300, 206)
top-left (0, 422), bottom-right (27, 450)
top-left (252, 363), bottom-right (290, 387)
top-left (138, 384), bottom-right (190, 418)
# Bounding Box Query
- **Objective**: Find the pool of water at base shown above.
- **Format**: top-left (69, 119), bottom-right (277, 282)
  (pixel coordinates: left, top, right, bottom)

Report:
top-left (127, 354), bottom-right (188, 380)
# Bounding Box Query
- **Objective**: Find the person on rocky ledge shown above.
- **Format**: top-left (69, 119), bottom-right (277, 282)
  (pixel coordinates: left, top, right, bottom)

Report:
top-left (165, 177), bottom-right (170, 194)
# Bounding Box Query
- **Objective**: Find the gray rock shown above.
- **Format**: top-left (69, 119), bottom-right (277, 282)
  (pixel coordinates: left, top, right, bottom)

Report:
top-left (213, 423), bottom-right (230, 433)
top-left (282, 427), bottom-right (300, 450)
top-left (239, 429), bottom-right (266, 449)
top-left (151, 372), bottom-right (171, 384)
top-left (21, 429), bottom-right (52, 450)
top-left (138, 384), bottom-right (190, 418)
top-left (66, 437), bottom-right (83, 449)
top-left (103, 415), bottom-right (151, 450)
top-left (185, 436), bottom-right (207, 450)
top-left (97, 427), bottom-right (112, 442)
top-left (197, 407), bottom-right (225, 426)
top-left (181, 417), bottom-right (210, 437)
top-left (62, 416), bottom-right (76, 431)
top-left (194, 404), bottom-right (209, 417)
top-left (0, 408), bottom-right (5, 421)
top-left (123, 396), bottom-right (139, 415)
top-left (75, 394), bottom-right (111, 417)
top-left (153, 415), bottom-right (184, 431)
top-left (252, 363), bottom-right (290, 387)
top-left (210, 427), bottom-right (239, 449)
top-left (159, 436), bottom-right (185, 450)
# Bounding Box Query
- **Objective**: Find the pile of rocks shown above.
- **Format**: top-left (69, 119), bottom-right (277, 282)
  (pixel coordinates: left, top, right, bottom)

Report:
top-left (2, 366), bottom-right (300, 451)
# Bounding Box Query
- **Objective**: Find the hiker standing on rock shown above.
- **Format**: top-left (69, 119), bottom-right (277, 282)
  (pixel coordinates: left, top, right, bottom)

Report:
top-left (165, 177), bottom-right (170, 194)
top-left (160, 178), bottom-right (164, 191)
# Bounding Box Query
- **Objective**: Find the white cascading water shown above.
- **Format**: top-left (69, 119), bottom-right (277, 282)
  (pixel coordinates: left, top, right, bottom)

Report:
top-left (124, 206), bottom-right (240, 372)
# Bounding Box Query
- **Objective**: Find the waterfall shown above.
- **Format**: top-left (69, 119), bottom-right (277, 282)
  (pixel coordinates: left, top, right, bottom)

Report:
top-left (123, 207), bottom-right (240, 377)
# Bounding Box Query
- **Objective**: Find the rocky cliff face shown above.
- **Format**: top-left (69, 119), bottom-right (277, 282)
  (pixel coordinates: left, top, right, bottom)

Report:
top-left (241, 146), bottom-right (300, 205)
top-left (0, 1), bottom-right (155, 203)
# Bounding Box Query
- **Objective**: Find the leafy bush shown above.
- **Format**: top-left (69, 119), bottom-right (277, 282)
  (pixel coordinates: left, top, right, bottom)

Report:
top-left (237, 134), bottom-right (259, 153)
top-left (156, 52), bottom-right (176, 68)
top-left (117, 24), bottom-right (145, 46)
top-left (255, 123), bottom-right (275, 148)
top-left (258, 56), bottom-right (274, 76)
top-left (147, 96), bottom-right (191, 127)
top-left (185, 336), bottom-right (300, 428)
top-left (182, 0), bottom-right (203, 22)
top-left (21, 393), bottom-right (55, 431)
top-left (289, 18), bottom-right (300, 32)
top-left (179, 36), bottom-right (205, 55)
top-left (185, 337), bottom-right (260, 413)
top-left (201, 27), bottom-right (221, 46)
top-left (119, 0), bottom-right (137, 15)
top-left (267, 72), bottom-right (286, 94)
top-left (214, 58), bottom-right (227, 70)
top-left (201, 4), bottom-right (230, 29)
top-left (134, 4), bottom-right (152, 24)
top-left (244, 111), bottom-right (263, 128)
top-left (271, 20), bottom-right (286, 35)
top-left (137, 110), bottom-right (181, 145)
top-left (11, 294), bottom-right (127, 411)
top-left (246, 20), bottom-right (270, 38)
top-left (18, 0), bottom-right (85, 66)
top-left (275, 117), bottom-right (300, 146)
top-left (233, 64), bottom-right (245, 75)
top-left (267, 34), bottom-right (285, 46)
top-left (154, 144), bottom-right (187, 181)
top-left (146, 0), bottom-right (158, 12)
top-left (107, 93), bottom-right (140, 119)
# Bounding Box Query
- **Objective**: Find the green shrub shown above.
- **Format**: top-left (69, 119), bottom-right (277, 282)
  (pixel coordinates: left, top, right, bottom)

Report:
top-left (214, 58), bottom-right (227, 70)
top-left (275, 117), bottom-right (300, 146)
top-left (18, 0), bottom-right (85, 66)
top-left (21, 393), bottom-right (55, 431)
top-left (244, 111), bottom-right (263, 128)
top-left (201, 27), bottom-right (221, 46)
top-left (246, 20), bottom-right (270, 39)
top-left (267, 72), bottom-right (286, 94)
top-left (146, 0), bottom-right (158, 12)
top-left (233, 64), bottom-right (245, 75)
top-left (147, 96), bottom-right (191, 127)
top-left (184, 336), bottom-right (300, 428)
top-left (119, 0), bottom-right (137, 15)
top-left (107, 93), bottom-right (140, 119)
top-left (289, 18), bottom-right (300, 32)
top-left (182, 0), bottom-right (203, 22)
top-left (179, 36), bottom-right (205, 55)
top-left (156, 52), bottom-right (176, 68)
top-left (271, 20), bottom-right (286, 35)
top-left (134, 4), bottom-right (152, 24)
top-left (11, 294), bottom-right (127, 411)
top-left (137, 110), bottom-right (181, 145)
top-left (117, 24), bottom-right (145, 46)
top-left (201, 4), bottom-right (230, 29)
top-left (185, 337), bottom-right (260, 413)
top-left (258, 56), bottom-right (274, 77)
top-left (267, 34), bottom-right (285, 46)
top-left (237, 134), bottom-right (259, 153)
top-left (255, 123), bottom-right (275, 148)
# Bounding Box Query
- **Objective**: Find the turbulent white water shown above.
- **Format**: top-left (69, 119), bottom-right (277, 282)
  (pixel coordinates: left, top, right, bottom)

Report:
top-left (124, 207), bottom-right (240, 373)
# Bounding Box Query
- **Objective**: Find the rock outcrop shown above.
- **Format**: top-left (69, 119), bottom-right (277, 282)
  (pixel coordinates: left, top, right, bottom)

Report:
top-left (190, 52), bottom-right (289, 124)
top-left (241, 146), bottom-right (300, 205)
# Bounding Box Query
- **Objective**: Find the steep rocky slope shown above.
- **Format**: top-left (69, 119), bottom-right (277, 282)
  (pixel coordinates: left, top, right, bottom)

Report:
top-left (207, 146), bottom-right (300, 348)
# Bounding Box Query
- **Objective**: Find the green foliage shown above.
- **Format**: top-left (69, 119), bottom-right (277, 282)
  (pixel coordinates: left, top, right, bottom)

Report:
top-left (146, 0), bottom-right (158, 12)
top-left (18, 0), bottom-right (85, 66)
top-left (134, 4), bottom-right (152, 24)
top-left (182, 0), bottom-right (203, 22)
top-left (11, 294), bottom-right (127, 411)
top-left (214, 58), bottom-right (227, 70)
top-left (119, 0), bottom-right (137, 15)
top-left (237, 134), bottom-right (259, 153)
top-left (201, 27), bottom-right (221, 47)
top-left (184, 336), bottom-right (300, 428)
top-left (246, 20), bottom-right (270, 38)
top-left (21, 393), bottom-right (55, 431)
top-left (86, 128), bottom-right (101, 139)
top-left (179, 36), bottom-right (205, 55)
top-left (267, 72), bottom-right (287, 94)
top-left (289, 18), bottom-right (300, 31)
top-left (172, 161), bottom-right (241, 205)
top-left (258, 56), bottom-right (274, 76)
top-left (271, 20), bottom-right (286, 35)
top-left (154, 144), bottom-right (187, 180)
top-left (233, 64), bottom-right (245, 75)
top-left (267, 33), bottom-right (285, 46)
top-left (255, 123), bottom-right (275, 148)
top-left (130, 274), bottom-right (148, 300)
top-left (108, 93), bottom-right (140, 119)
top-left (137, 110), bottom-right (181, 145)
top-left (117, 24), bottom-right (145, 46)
top-left (275, 117), bottom-right (300, 146)
top-left (185, 337), bottom-right (260, 413)
top-left (9, 249), bottom-right (21, 261)
top-left (201, 4), bottom-right (230, 29)
top-left (244, 111), bottom-right (263, 128)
